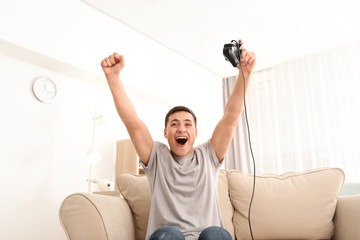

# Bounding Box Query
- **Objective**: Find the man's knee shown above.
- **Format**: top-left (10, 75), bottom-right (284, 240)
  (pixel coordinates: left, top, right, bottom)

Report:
top-left (199, 226), bottom-right (232, 240)
top-left (150, 226), bottom-right (185, 240)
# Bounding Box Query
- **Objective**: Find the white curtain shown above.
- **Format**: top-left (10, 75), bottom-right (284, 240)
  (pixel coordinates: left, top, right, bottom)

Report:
top-left (223, 43), bottom-right (360, 182)
top-left (223, 77), bottom-right (251, 173)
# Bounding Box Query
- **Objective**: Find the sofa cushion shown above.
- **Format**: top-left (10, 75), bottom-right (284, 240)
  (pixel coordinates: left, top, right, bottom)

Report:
top-left (227, 168), bottom-right (345, 240)
top-left (117, 173), bottom-right (150, 240)
top-left (117, 170), bottom-right (233, 240)
top-left (218, 169), bottom-right (235, 239)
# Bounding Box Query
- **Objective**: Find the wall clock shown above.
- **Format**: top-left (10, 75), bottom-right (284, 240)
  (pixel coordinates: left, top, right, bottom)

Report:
top-left (32, 76), bottom-right (57, 103)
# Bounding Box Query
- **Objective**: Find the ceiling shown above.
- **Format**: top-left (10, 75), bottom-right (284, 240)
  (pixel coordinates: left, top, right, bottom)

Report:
top-left (82, 0), bottom-right (360, 78)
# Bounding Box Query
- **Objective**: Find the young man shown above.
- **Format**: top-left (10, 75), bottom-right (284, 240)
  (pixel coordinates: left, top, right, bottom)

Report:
top-left (101, 40), bottom-right (256, 240)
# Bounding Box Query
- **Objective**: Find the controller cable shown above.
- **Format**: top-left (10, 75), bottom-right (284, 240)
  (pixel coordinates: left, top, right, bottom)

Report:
top-left (236, 40), bottom-right (256, 240)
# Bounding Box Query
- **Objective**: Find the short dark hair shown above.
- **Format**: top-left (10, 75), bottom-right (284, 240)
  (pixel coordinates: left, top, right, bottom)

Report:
top-left (165, 106), bottom-right (197, 128)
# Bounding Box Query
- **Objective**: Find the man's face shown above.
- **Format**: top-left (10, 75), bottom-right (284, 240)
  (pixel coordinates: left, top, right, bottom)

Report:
top-left (164, 111), bottom-right (198, 157)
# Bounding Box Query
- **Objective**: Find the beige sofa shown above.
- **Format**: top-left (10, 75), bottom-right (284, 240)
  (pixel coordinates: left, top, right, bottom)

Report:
top-left (59, 168), bottom-right (360, 240)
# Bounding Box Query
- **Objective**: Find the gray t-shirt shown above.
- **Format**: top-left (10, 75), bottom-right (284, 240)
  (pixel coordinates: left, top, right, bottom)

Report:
top-left (142, 140), bottom-right (223, 240)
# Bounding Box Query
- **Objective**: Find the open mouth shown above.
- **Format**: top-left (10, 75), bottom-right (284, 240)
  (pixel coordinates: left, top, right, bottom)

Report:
top-left (176, 136), bottom-right (188, 146)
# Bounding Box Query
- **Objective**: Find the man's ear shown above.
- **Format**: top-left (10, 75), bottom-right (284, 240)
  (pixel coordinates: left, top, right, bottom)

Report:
top-left (164, 128), bottom-right (168, 138)
top-left (195, 128), bottom-right (198, 138)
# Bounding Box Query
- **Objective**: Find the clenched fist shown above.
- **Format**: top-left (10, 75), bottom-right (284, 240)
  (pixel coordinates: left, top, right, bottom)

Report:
top-left (237, 40), bottom-right (256, 75)
top-left (100, 52), bottom-right (125, 77)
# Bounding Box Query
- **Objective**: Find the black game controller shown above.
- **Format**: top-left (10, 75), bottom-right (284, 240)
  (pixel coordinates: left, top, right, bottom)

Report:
top-left (223, 40), bottom-right (243, 67)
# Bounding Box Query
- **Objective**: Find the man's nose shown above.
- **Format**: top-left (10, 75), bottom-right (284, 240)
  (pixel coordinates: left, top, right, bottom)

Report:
top-left (177, 125), bottom-right (186, 132)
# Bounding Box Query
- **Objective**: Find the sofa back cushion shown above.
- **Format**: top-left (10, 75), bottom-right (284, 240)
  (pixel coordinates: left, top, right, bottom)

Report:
top-left (117, 173), bottom-right (151, 240)
top-left (117, 170), bottom-right (233, 240)
top-left (227, 168), bottom-right (345, 240)
top-left (218, 169), bottom-right (235, 239)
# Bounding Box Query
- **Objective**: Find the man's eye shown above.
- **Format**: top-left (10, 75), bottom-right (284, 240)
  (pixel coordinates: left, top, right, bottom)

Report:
top-left (171, 123), bottom-right (177, 126)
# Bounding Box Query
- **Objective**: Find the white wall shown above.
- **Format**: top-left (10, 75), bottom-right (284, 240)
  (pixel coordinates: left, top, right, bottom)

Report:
top-left (0, 1), bottom-right (223, 239)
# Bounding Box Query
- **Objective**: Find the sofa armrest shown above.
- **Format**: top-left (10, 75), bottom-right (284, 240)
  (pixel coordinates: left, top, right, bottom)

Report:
top-left (59, 193), bottom-right (135, 240)
top-left (333, 195), bottom-right (360, 240)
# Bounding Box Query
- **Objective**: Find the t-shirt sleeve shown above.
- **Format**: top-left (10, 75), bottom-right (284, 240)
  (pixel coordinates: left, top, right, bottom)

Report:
top-left (141, 141), bottom-right (161, 173)
top-left (203, 140), bottom-right (223, 169)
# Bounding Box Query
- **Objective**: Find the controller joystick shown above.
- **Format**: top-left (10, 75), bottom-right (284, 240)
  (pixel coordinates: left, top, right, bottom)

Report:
top-left (223, 40), bottom-right (243, 67)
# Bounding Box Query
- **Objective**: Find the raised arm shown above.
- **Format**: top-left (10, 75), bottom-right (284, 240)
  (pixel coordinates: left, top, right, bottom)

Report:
top-left (101, 53), bottom-right (153, 165)
top-left (210, 41), bottom-right (256, 162)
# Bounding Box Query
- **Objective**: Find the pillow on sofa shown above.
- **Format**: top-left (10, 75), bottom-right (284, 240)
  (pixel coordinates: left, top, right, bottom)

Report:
top-left (227, 168), bottom-right (344, 240)
top-left (218, 169), bottom-right (235, 240)
top-left (117, 173), bottom-right (150, 240)
top-left (117, 170), bottom-right (233, 240)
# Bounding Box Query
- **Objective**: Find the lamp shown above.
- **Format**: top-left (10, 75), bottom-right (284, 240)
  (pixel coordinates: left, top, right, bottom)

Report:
top-left (86, 108), bottom-right (102, 193)
top-left (86, 147), bottom-right (101, 165)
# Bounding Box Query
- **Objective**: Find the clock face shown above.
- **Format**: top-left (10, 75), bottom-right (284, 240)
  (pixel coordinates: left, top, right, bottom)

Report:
top-left (32, 77), bottom-right (57, 103)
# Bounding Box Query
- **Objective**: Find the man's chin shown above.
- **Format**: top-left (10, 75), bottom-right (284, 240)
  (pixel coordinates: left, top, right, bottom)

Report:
top-left (168, 140), bottom-right (195, 156)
